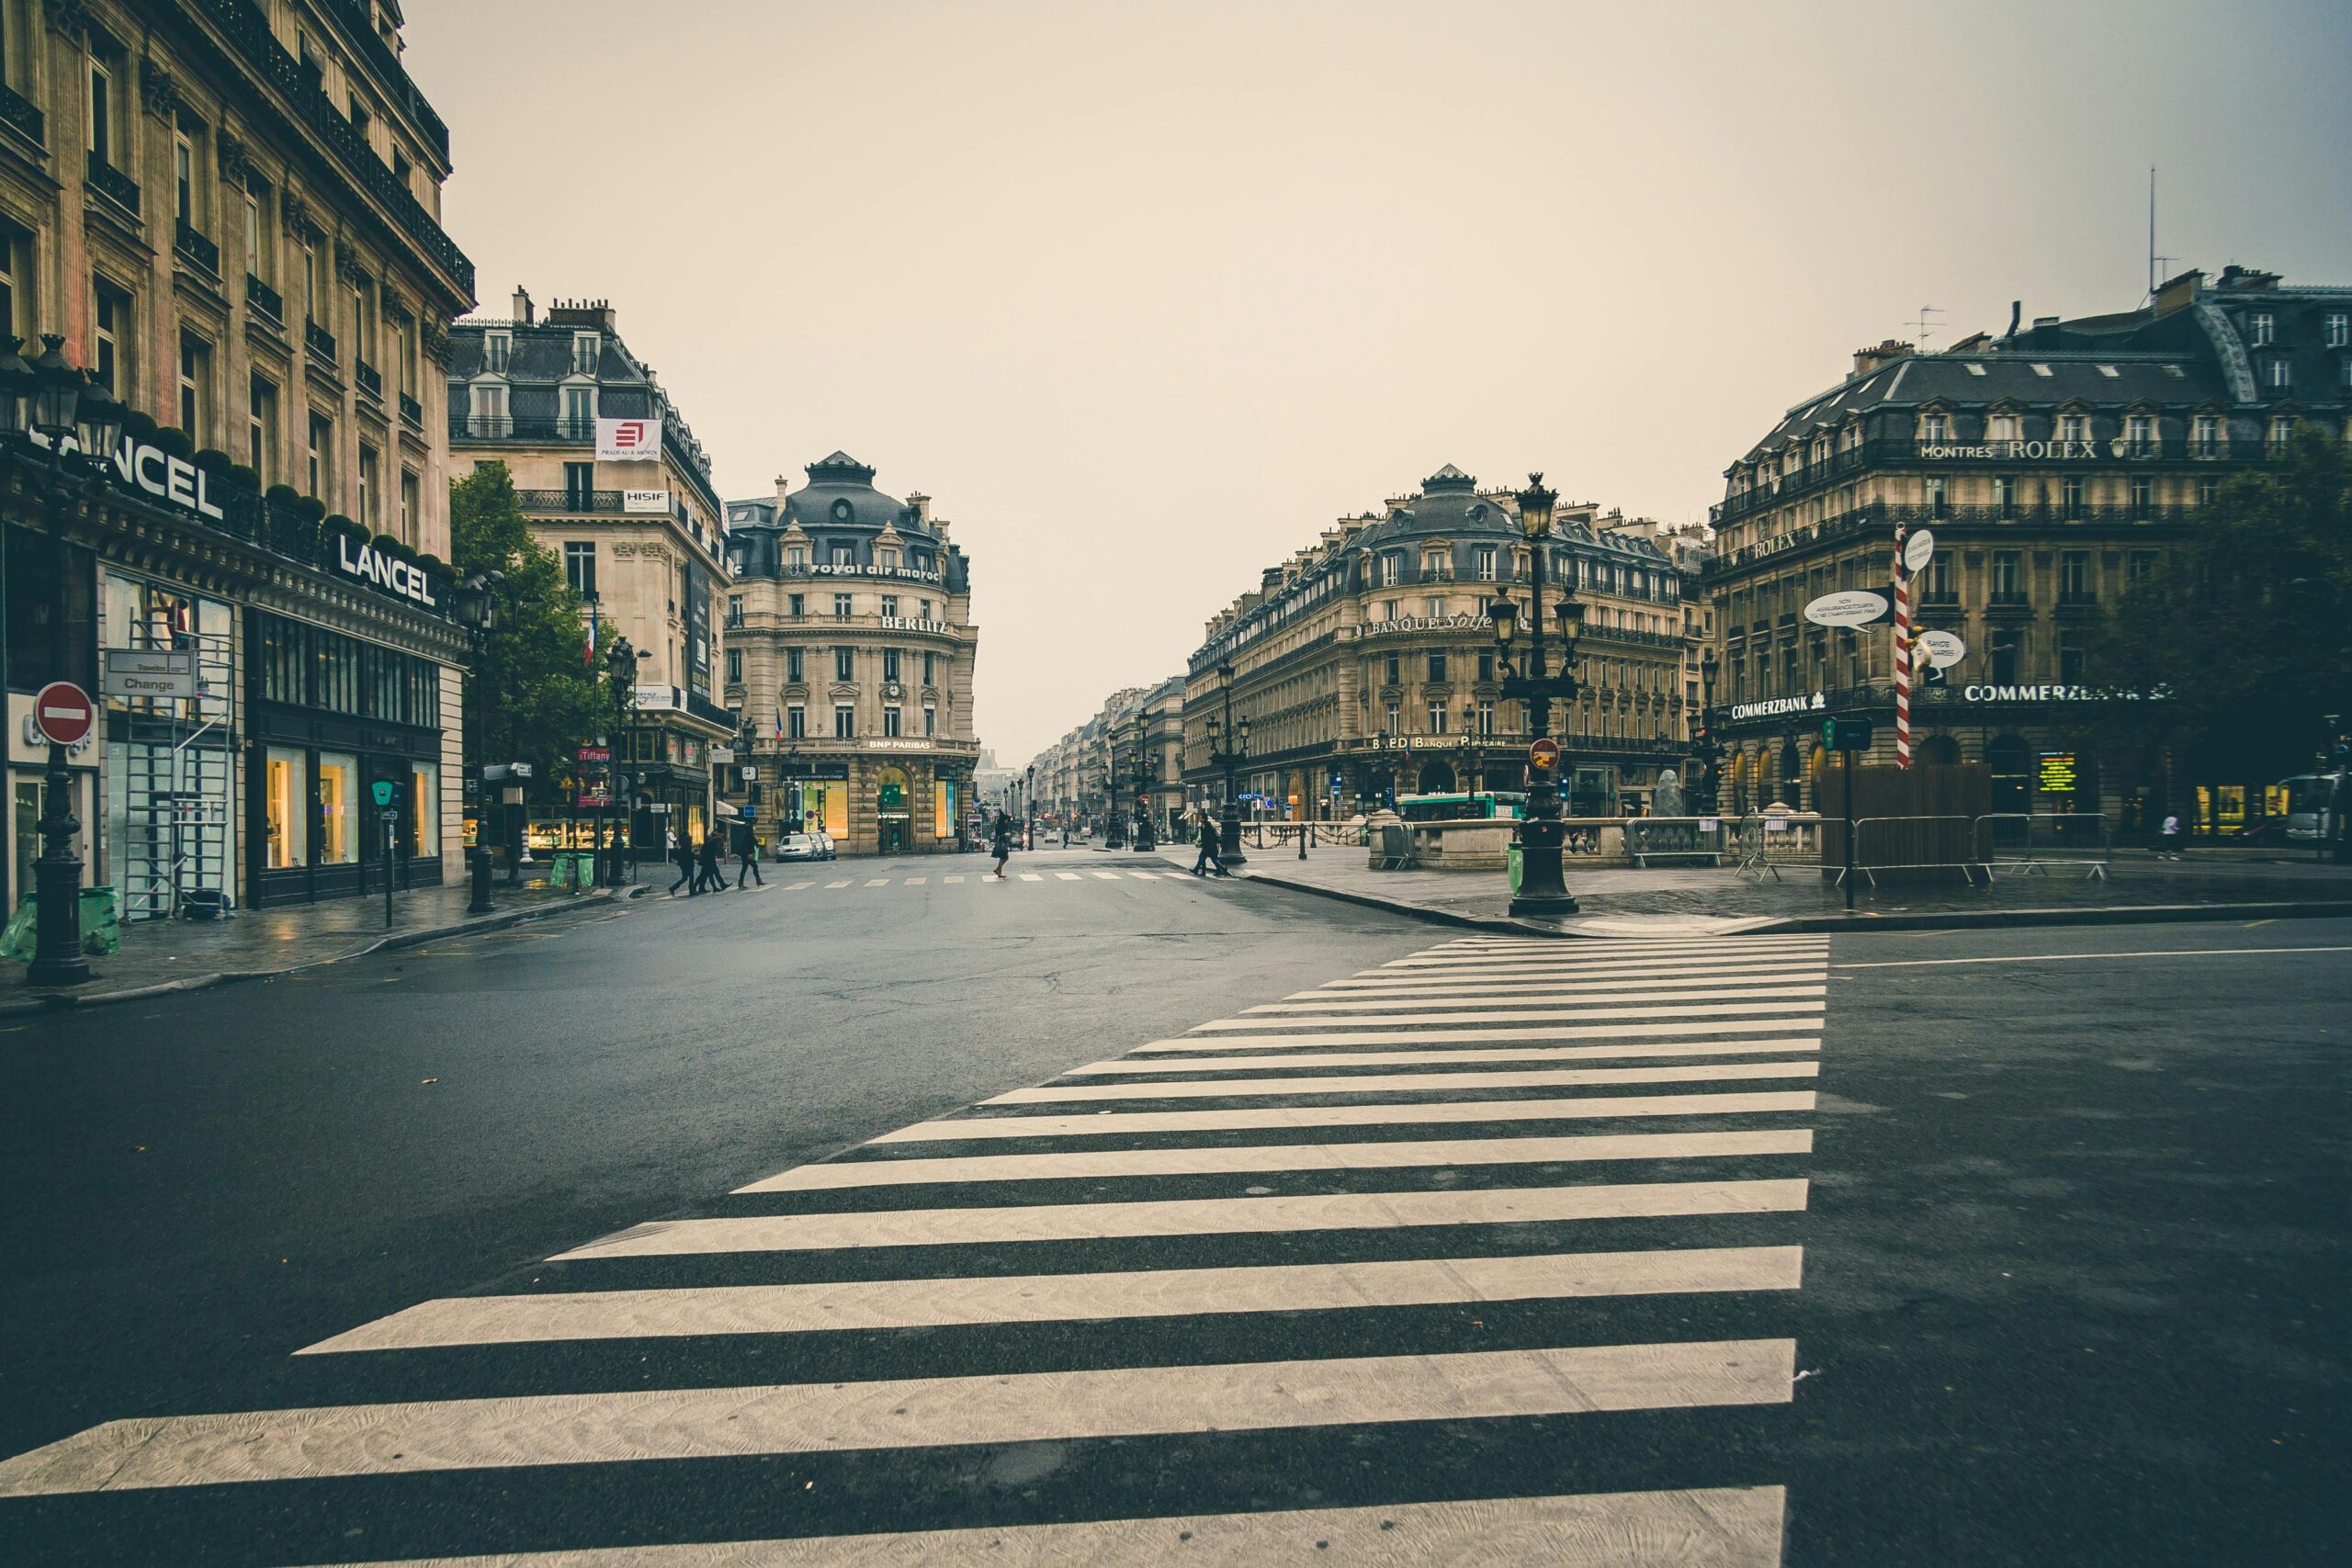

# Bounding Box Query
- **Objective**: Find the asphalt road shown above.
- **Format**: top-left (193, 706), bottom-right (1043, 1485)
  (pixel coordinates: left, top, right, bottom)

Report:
top-left (0, 857), bottom-right (2343, 1564)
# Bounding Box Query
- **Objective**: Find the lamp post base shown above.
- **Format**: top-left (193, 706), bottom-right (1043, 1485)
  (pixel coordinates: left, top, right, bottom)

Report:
top-left (26, 746), bottom-right (94, 987)
top-left (1508, 891), bottom-right (1582, 917)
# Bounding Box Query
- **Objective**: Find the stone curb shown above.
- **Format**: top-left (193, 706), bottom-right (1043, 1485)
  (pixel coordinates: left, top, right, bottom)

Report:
top-left (1232, 867), bottom-right (2352, 940)
top-left (0, 888), bottom-right (620, 1017)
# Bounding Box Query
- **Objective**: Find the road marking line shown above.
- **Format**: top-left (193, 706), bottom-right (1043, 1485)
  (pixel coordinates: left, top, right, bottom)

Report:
top-left (943, 874), bottom-right (965, 883)
top-left (1152, 1018), bottom-right (1824, 1050)
top-left (1303, 966), bottom-right (1829, 997)
top-left (1129, 870), bottom-right (1161, 879)
top-left (1056, 872), bottom-right (1084, 881)
top-left (302, 1247), bottom-right (1806, 1352)
top-left (1020, 872), bottom-right (1045, 881)
top-left (2243, 918), bottom-right (2276, 927)
top-left (1391, 942), bottom-right (1825, 964)
top-left (783, 881), bottom-right (816, 891)
top-left (904, 876), bottom-right (926, 886)
top-left (873, 1090), bottom-right (1817, 1142)
top-left (825, 879), bottom-right (854, 889)
top-left (993, 1062), bottom-right (1820, 1105)
top-left (1249, 985), bottom-right (1827, 1014)
top-left (865, 878), bottom-right (890, 887)
top-left (1833, 944), bottom-right (2352, 969)
top-left (551, 1179), bottom-right (1810, 1258)
top-left (1126, 1033), bottom-right (1824, 1059)
top-left (1069, 1041), bottom-right (1823, 1074)
top-left (1091, 871), bottom-right (1125, 880)
top-left (741, 1128), bottom-right (1815, 1190)
top-left (1193, 1002), bottom-right (1826, 1032)
top-left (1339, 955), bottom-right (1829, 981)
top-left (0, 1342), bottom-right (1796, 1495)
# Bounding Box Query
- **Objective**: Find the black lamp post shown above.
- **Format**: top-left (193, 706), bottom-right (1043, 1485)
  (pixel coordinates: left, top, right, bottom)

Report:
top-left (1692, 646), bottom-right (1722, 815)
top-left (600, 636), bottom-right (638, 886)
top-left (1208, 661), bottom-right (1250, 865)
top-left (1130, 716), bottom-right (1157, 852)
top-left (451, 571), bottom-right (503, 914)
top-left (23, 343), bottom-right (122, 986)
top-left (1493, 471), bottom-right (1585, 917)
top-left (1024, 765), bottom-right (1035, 850)
top-left (1102, 733), bottom-right (1125, 848)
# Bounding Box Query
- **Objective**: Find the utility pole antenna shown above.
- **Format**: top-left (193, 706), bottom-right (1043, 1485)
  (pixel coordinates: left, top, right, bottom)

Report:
top-left (2147, 166), bottom-right (2157, 299)
top-left (1909, 305), bottom-right (1941, 349)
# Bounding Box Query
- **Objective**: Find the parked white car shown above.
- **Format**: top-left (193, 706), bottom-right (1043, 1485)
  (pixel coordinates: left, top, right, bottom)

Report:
top-left (775, 831), bottom-right (835, 863)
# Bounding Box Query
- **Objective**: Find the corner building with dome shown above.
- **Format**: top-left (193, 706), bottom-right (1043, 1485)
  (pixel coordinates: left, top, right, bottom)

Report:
top-left (721, 454), bottom-right (979, 855)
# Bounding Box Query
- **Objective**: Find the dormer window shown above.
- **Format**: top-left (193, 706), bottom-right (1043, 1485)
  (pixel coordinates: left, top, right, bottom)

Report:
top-left (831, 499), bottom-right (854, 522)
top-left (560, 383), bottom-right (595, 436)
top-left (786, 545), bottom-right (807, 569)
top-left (571, 332), bottom-right (600, 374)
top-left (2059, 413), bottom-right (2086, 441)
top-left (2193, 413), bottom-right (2220, 454)
top-left (2267, 357), bottom-right (2292, 390)
top-left (1377, 551), bottom-right (1402, 587)
top-left (1989, 412), bottom-right (2018, 442)
top-left (2327, 313), bottom-right (2348, 348)
top-left (1419, 548), bottom-right (1451, 580)
top-left (482, 331), bottom-right (510, 373)
top-left (2248, 312), bottom-right (2274, 346)
top-left (830, 544), bottom-right (854, 567)
top-left (879, 547), bottom-right (900, 570)
top-left (1920, 413), bottom-right (1949, 443)
top-left (2126, 414), bottom-right (2152, 450)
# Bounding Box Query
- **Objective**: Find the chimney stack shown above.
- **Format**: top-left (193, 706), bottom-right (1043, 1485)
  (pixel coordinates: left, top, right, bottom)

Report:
top-left (512, 286), bottom-right (535, 325)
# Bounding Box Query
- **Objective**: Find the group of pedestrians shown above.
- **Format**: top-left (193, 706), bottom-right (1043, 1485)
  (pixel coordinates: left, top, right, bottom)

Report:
top-left (669, 820), bottom-right (765, 895)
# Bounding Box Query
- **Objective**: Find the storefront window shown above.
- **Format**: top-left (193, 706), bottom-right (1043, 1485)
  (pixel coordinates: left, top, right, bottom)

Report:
top-left (317, 752), bottom-right (357, 864)
top-left (933, 779), bottom-right (956, 839)
top-left (410, 761), bottom-right (440, 857)
top-left (266, 747), bottom-right (308, 867)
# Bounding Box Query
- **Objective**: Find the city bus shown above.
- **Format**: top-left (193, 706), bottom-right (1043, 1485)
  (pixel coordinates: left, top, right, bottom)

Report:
top-left (2279, 771), bottom-right (2347, 845)
top-left (1395, 792), bottom-right (1528, 823)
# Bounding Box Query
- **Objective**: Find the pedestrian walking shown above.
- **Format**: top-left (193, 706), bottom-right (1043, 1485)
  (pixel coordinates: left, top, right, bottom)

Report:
top-left (1192, 809), bottom-right (1228, 876)
top-left (990, 811), bottom-right (1014, 877)
top-left (2158, 812), bottom-right (2185, 860)
top-left (668, 830), bottom-right (696, 896)
top-left (734, 818), bottom-right (764, 887)
top-left (695, 829), bottom-right (729, 892)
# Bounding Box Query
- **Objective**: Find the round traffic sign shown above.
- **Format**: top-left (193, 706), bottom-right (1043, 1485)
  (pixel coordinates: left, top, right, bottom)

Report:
top-left (32, 682), bottom-right (95, 746)
top-left (1904, 528), bottom-right (1936, 573)
top-left (1529, 737), bottom-right (1561, 772)
top-left (1804, 590), bottom-right (1888, 628)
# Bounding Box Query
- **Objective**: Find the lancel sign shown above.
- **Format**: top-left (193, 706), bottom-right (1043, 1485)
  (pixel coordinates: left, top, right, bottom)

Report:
top-left (333, 533), bottom-right (439, 608)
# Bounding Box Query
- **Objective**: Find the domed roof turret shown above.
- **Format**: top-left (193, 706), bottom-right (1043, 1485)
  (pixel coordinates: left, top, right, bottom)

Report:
top-left (779, 451), bottom-right (931, 536)
top-left (1354, 464), bottom-right (1518, 548)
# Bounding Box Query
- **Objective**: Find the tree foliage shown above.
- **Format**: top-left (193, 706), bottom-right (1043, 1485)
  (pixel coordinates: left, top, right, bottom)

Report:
top-left (448, 463), bottom-right (612, 791)
top-left (2091, 427), bottom-right (2352, 782)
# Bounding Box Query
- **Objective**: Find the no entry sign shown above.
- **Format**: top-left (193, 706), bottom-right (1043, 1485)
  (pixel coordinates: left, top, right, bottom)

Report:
top-left (1529, 737), bottom-right (1561, 773)
top-left (33, 682), bottom-right (95, 746)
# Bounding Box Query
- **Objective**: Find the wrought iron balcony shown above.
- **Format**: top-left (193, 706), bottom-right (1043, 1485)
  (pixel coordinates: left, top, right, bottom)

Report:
top-left (0, 83), bottom-right (44, 144)
top-left (399, 392), bottom-right (424, 428)
top-left (173, 220), bottom-right (221, 274)
top-left (304, 319), bottom-right (338, 363)
top-left (319, 0), bottom-right (452, 162)
top-left (245, 272), bottom-right (285, 321)
top-left (85, 152), bottom-right (141, 214)
top-left (354, 358), bottom-right (382, 398)
top-left (515, 489), bottom-right (628, 513)
top-left (194, 0), bottom-right (472, 293)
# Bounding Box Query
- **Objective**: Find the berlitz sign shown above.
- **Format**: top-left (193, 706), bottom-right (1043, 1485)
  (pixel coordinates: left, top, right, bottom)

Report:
top-left (334, 534), bottom-right (439, 608)
top-left (877, 616), bottom-right (950, 634)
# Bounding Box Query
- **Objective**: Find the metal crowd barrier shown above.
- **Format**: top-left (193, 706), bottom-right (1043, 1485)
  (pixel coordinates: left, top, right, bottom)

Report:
top-left (1623, 818), bottom-right (1730, 868)
top-left (1976, 812), bottom-right (2113, 881)
top-left (1840, 816), bottom-right (1990, 889)
top-left (1732, 815), bottom-right (1819, 880)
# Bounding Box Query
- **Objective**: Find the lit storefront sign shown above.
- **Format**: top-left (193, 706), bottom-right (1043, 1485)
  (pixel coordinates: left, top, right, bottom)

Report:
top-left (1915, 440), bottom-right (2148, 460)
top-left (1730, 694), bottom-right (1827, 720)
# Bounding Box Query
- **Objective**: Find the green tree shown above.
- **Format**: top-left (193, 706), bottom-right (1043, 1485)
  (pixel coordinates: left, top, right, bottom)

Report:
top-left (2091, 426), bottom-right (2352, 784)
top-left (448, 463), bottom-right (612, 791)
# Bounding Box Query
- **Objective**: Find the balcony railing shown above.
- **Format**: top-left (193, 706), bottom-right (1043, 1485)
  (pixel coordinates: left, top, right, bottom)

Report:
top-left (304, 319), bottom-right (338, 363)
top-left (0, 83), bottom-right (45, 144)
top-left (1704, 501), bottom-right (2199, 578)
top-left (319, 0), bottom-right (452, 162)
top-left (450, 414), bottom-right (599, 444)
top-left (515, 488), bottom-right (628, 512)
top-left (245, 272), bottom-right (285, 321)
top-left (354, 358), bottom-right (382, 398)
top-left (196, 0), bottom-right (472, 293)
top-left (173, 219), bottom-right (221, 274)
top-left (399, 392), bottom-right (424, 428)
top-left (1987, 591), bottom-right (2031, 608)
top-left (85, 152), bottom-right (141, 214)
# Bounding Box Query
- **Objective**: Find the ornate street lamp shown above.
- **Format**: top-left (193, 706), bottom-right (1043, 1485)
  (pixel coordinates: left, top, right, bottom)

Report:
top-left (1130, 715), bottom-right (1158, 852)
top-left (1694, 645), bottom-right (1722, 814)
top-left (601, 636), bottom-right (639, 886)
top-left (0, 337), bottom-right (39, 438)
top-left (452, 572), bottom-right (503, 913)
top-left (22, 348), bottom-right (124, 987)
top-left (1209, 661), bottom-right (1250, 865)
top-left (1492, 471), bottom-right (1584, 916)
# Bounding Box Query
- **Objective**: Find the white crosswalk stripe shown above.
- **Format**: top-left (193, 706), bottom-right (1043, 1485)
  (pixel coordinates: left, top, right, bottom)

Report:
top-left (0, 931), bottom-right (1828, 1563)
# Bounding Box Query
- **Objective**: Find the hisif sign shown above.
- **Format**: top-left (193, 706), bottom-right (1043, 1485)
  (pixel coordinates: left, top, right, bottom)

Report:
top-left (333, 532), bottom-right (439, 608)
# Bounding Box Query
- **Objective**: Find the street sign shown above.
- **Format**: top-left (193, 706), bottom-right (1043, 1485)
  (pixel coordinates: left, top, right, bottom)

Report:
top-left (100, 649), bottom-right (198, 700)
top-left (32, 682), bottom-right (96, 746)
top-left (712, 746), bottom-right (735, 764)
top-left (1804, 590), bottom-right (1889, 627)
top-left (575, 745), bottom-right (612, 763)
top-left (1823, 716), bottom-right (1875, 750)
top-left (1920, 628), bottom-right (1967, 670)
top-left (370, 780), bottom-right (397, 807)
top-left (740, 765), bottom-right (757, 781)
top-left (1904, 528), bottom-right (1936, 573)
top-left (1528, 737), bottom-right (1561, 773)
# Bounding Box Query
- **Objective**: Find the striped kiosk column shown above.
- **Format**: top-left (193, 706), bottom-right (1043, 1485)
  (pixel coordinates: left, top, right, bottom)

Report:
top-left (1893, 523), bottom-right (1912, 770)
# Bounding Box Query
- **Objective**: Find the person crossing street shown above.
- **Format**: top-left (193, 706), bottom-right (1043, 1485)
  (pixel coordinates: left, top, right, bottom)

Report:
top-left (694, 829), bottom-right (729, 893)
top-left (990, 811), bottom-right (1015, 878)
top-left (734, 818), bottom-right (764, 887)
top-left (1191, 808), bottom-right (1229, 876)
top-left (668, 830), bottom-right (697, 897)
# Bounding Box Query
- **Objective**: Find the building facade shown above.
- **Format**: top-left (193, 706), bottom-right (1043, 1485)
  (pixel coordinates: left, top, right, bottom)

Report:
top-left (722, 453), bottom-right (978, 855)
top-left (1182, 464), bottom-right (1688, 821)
top-left (447, 289), bottom-right (731, 855)
top-left (1025, 676), bottom-right (1184, 838)
top-left (1703, 265), bottom-right (2351, 834)
top-left (2, 0), bottom-right (476, 922)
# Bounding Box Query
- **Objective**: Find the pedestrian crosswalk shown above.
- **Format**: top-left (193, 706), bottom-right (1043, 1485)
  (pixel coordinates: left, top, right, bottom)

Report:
top-left (0, 931), bottom-right (1830, 1562)
top-left (773, 865), bottom-right (1199, 893)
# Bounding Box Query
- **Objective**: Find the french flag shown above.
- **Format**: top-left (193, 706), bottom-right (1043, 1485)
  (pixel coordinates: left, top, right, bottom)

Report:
top-left (584, 600), bottom-right (599, 665)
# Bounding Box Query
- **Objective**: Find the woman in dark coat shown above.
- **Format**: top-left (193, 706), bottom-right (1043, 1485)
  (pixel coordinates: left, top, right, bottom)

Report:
top-left (990, 811), bottom-right (1014, 878)
top-left (669, 830), bottom-right (696, 896)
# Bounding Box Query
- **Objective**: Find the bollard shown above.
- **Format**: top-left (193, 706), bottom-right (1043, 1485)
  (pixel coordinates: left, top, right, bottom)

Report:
top-left (468, 846), bottom-right (495, 915)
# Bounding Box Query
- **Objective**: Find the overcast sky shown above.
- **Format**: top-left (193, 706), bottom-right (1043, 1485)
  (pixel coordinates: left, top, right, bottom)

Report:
top-left (410, 0), bottom-right (2352, 764)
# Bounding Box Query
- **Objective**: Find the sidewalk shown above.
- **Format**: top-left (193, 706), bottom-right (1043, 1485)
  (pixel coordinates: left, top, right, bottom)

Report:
top-left (1, 878), bottom-right (620, 1014)
top-left (1163, 841), bottom-right (2352, 936)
